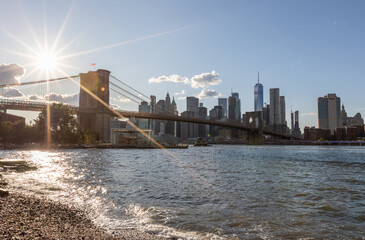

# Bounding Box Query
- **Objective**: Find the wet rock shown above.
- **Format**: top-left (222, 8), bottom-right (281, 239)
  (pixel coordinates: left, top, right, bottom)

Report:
top-left (0, 189), bottom-right (9, 197)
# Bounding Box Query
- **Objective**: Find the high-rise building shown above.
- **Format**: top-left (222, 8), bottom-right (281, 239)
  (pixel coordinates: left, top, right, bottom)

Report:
top-left (318, 93), bottom-right (341, 134)
top-left (269, 88), bottom-right (280, 125)
top-left (150, 95), bottom-right (157, 133)
top-left (138, 101), bottom-right (150, 129)
top-left (187, 96), bottom-right (199, 113)
top-left (180, 96), bottom-right (199, 139)
top-left (198, 103), bottom-right (208, 138)
top-left (291, 110), bottom-right (301, 138)
top-left (218, 98), bottom-right (228, 117)
top-left (280, 96), bottom-right (286, 125)
top-left (228, 96), bottom-right (236, 121)
top-left (254, 72), bottom-right (263, 112)
top-left (231, 92), bottom-right (241, 122)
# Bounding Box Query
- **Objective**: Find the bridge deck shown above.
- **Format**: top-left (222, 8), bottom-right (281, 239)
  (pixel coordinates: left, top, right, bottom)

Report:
top-left (0, 98), bottom-right (292, 139)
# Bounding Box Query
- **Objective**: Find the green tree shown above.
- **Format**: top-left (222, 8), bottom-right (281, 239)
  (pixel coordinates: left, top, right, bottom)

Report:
top-left (35, 103), bottom-right (81, 144)
top-left (0, 120), bottom-right (26, 144)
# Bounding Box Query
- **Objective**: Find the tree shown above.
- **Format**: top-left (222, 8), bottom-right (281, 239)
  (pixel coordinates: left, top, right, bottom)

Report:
top-left (35, 103), bottom-right (81, 144)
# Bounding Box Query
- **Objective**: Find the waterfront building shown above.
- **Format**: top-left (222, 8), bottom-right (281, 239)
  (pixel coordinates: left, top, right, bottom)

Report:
top-left (218, 98), bottom-right (228, 117)
top-left (138, 101), bottom-right (150, 129)
top-left (180, 111), bottom-right (199, 139)
top-left (291, 110), bottom-right (302, 139)
top-left (263, 104), bottom-right (270, 126)
top-left (304, 127), bottom-right (331, 141)
top-left (334, 125), bottom-right (365, 141)
top-left (199, 103), bottom-right (208, 138)
top-left (318, 93), bottom-right (341, 134)
top-left (180, 96), bottom-right (199, 139)
top-left (280, 96), bottom-right (286, 125)
top-left (228, 96), bottom-right (236, 121)
top-left (150, 95), bottom-right (157, 134)
top-left (269, 88), bottom-right (280, 125)
top-left (340, 104), bottom-right (364, 127)
top-left (254, 73), bottom-right (263, 112)
top-left (187, 96), bottom-right (199, 113)
top-left (209, 105), bottom-right (224, 138)
top-left (231, 92), bottom-right (241, 122)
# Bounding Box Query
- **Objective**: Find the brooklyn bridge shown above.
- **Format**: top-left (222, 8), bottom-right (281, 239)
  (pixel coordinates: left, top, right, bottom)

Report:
top-left (0, 69), bottom-right (293, 144)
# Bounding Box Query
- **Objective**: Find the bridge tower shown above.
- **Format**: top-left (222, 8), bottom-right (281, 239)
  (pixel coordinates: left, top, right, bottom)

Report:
top-left (78, 69), bottom-right (111, 142)
top-left (245, 111), bottom-right (263, 145)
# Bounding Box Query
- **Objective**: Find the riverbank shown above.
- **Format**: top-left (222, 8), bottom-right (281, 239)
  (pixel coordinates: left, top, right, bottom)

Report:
top-left (0, 191), bottom-right (164, 239)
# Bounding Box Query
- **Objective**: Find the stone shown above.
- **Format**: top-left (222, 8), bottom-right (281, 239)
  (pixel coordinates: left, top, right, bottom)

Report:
top-left (0, 189), bottom-right (9, 197)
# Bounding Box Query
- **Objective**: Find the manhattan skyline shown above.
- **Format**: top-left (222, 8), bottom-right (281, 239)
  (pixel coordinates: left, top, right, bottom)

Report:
top-left (1, 0), bottom-right (365, 130)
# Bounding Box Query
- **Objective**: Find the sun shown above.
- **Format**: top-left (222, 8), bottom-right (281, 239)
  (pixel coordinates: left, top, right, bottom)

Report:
top-left (36, 50), bottom-right (58, 72)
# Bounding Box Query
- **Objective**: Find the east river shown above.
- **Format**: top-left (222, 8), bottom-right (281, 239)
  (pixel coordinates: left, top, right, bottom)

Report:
top-left (1, 145), bottom-right (364, 239)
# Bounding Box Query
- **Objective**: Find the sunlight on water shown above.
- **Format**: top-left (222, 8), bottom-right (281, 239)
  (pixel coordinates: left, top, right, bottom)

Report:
top-left (1, 146), bottom-right (365, 239)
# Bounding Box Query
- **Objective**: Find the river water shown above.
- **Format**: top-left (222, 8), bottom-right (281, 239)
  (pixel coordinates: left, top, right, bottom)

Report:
top-left (1, 145), bottom-right (364, 239)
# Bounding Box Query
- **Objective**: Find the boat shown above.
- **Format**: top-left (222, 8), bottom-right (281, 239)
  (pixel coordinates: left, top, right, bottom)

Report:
top-left (194, 138), bottom-right (209, 146)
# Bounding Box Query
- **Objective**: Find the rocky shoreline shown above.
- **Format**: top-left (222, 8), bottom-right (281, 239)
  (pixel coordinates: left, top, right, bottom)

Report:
top-left (0, 168), bottom-right (164, 239)
top-left (0, 190), bottom-right (165, 240)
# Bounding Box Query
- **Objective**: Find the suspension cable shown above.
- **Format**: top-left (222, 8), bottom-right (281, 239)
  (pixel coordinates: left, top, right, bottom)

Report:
top-left (110, 74), bottom-right (150, 100)
top-left (110, 82), bottom-right (146, 102)
top-left (0, 75), bottom-right (80, 88)
top-left (110, 87), bottom-right (140, 104)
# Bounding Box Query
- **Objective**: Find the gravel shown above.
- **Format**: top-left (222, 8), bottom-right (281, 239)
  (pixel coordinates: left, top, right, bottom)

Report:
top-left (0, 192), bottom-right (164, 239)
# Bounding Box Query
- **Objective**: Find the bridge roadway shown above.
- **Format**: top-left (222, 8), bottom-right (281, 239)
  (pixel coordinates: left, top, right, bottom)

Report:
top-left (0, 98), bottom-right (292, 139)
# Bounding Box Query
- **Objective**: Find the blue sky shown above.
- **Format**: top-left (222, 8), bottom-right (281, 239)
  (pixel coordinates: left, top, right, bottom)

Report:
top-left (1, 0), bottom-right (365, 129)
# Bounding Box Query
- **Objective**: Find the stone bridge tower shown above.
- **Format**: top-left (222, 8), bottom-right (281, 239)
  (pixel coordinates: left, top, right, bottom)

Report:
top-left (78, 69), bottom-right (111, 142)
top-left (245, 111), bottom-right (263, 145)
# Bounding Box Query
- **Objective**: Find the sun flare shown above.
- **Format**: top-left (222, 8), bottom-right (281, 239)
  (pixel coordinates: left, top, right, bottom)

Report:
top-left (36, 51), bottom-right (58, 72)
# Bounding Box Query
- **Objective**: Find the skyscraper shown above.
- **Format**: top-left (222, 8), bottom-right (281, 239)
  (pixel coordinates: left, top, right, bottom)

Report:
top-left (269, 88), bottom-right (280, 125)
top-left (138, 101), bottom-right (150, 129)
top-left (254, 72), bottom-right (263, 112)
top-left (187, 96), bottom-right (199, 113)
top-left (280, 96), bottom-right (286, 125)
top-left (228, 96), bottom-right (237, 121)
top-left (218, 98), bottom-right (228, 117)
top-left (231, 92), bottom-right (241, 122)
top-left (318, 93), bottom-right (341, 134)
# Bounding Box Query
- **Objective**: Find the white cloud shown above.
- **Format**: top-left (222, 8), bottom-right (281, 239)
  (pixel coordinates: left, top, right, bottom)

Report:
top-left (191, 70), bottom-right (221, 88)
top-left (148, 74), bottom-right (190, 84)
top-left (149, 70), bottom-right (222, 89)
top-left (0, 88), bottom-right (25, 98)
top-left (0, 63), bottom-right (25, 85)
top-left (197, 88), bottom-right (221, 99)
top-left (177, 96), bottom-right (186, 101)
top-left (301, 112), bottom-right (317, 117)
top-left (18, 92), bottom-right (79, 105)
top-left (174, 90), bottom-right (185, 96)
top-left (112, 97), bottom-right (131, 103)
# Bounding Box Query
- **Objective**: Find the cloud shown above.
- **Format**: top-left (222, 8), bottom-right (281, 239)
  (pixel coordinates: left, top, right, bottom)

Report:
top-left (353, 107), bottom-right (365, 111)
top-left (45, 93), bottom-right (79, 105)
top-left (110, 104), bottom-right (121, 110)
top-left (148, 74), bottom-right (190, 84)
top-left (191, 70), bottom-right (221, 88)
top-left (177, 96), bottom-right (186, 101)
top-left (27, 93), bottom-right (79, 105)
top-left (112, 97), bottom-right (132, 103)
top-left (148, 70), bottom-right (222, 89)
top-left (197, 88), bottom-right (221, 99)
top-left (0, 63), bottom-right (25, 85)
top-left (0, 88), bottom-right (25, 98)
top-left (174, 90), bottom-right (185, 96)
top-left (301, 112), bottom-right (317, 117)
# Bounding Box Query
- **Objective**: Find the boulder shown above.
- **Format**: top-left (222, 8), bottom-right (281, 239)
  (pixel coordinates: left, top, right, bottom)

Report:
top-left (0, 189), bottom-right (9, 197)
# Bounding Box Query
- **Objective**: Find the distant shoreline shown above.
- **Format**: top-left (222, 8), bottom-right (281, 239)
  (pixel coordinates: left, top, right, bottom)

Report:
top-left (1, 141), bottom-right (365, 151)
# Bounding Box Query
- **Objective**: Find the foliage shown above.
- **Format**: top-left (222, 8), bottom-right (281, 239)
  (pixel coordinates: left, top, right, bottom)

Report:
top-left (0, 120), bottom-right (26, 144)
top-left (83, 129), bottom-right (98, 144)
top-left (35, 103), bottom-right (81, 144)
